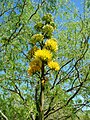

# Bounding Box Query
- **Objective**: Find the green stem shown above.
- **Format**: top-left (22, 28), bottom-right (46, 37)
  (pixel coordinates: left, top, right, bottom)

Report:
top-left (40, 62), bottom-right (45, 120)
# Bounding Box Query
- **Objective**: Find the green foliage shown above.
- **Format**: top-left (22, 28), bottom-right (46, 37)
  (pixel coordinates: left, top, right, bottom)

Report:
top-left (0, 0), bottom-right (90, 120)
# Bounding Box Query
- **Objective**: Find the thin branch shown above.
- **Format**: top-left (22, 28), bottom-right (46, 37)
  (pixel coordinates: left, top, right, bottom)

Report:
top-left (15, 84), bottom-right (25, 101)
top-left (30, 112), bottom-right (35, 120)
top-left (0, 1), bottom-right (19, 17)
top-left (0, 0), bottom-right (26, 48)
top-left (51, 58), bottom-right (74, 89)
top-left (66, 83), bottom-right (81, 92)
top-left (0, 110), bottom-right (8, 120)
top-left (28, 0), bottom-right (46, 21)
top-left (1, 85), bottom-right (25, 101)
top-left (56, 66), bottom-right (74, 85)
top-left (66, 72), bottom-right (89, 106)
top-left (44, 92), bottom-right (57, 116)
top-left (44, 72), bottom-right (89, 119)
top-left (0, 0), bottom-right (46, 49)
top-left (74, 64), bottom-right (81, 83)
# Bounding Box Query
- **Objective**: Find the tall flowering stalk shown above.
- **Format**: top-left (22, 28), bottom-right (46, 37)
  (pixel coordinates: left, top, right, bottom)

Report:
top-left (28, 13), bottom-right (60, 120)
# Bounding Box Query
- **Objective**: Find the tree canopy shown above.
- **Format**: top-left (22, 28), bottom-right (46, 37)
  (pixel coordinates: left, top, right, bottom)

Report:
top-left (0, 0), bottom-right (90, 120)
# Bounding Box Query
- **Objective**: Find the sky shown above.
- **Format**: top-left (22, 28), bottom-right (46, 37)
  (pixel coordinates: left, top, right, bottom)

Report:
top-left (71, 0), bottom-right (84, 13)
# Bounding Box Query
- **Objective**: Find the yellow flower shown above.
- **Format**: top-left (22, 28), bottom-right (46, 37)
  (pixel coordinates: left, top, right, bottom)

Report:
top-left (50, 22), bottom-right (56, 29)
top-left (42, 13), bottom-right (53, 23)
top-left (28, 59), bottom-right (42, 75)
top-left (41, 77), bottom-right (48, 85)
top-left (30, 58), bottom-right (42, 68)
top-left (28, 46), bottom-right (39, 59)
top-left (28, 66), bottom-right (40, 76)
top-left (34, 22), bottom-right (43, 31)
top-left (42, 24), bottom-right (54, 38)
top-left (48, 61), bottom-right (60, 71)
top-left (45, 38), bottom-right (58, 52)
top-left (28, 67), bottom-right (32, 75)
top-left (34, 49), bottom-right (52, 61)
top-left (31, 34), bottom-right (44, 43)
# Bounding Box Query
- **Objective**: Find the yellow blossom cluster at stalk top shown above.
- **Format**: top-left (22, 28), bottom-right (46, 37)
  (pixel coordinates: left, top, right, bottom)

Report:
top-left (42, 13), bottom-right (53, 24)
top-left (28, 59), bottom-right (42, 75)
top-left (34, 22), bottom-right (43, 31)
top-left (28, 13), bottom-right (60, 76)
top-left (34, 49), bottom-right (52, 61)
top-left (45, 38), bottom-right (58, 52)
top-left (48, 61), bottom-right (60, 71)
top-left (31, 34), bottom-right (44, 44)
top-left (28, 46), bottom-right (39, 59)
top-left (42, 24), bottom-right (54, 38)
top-left (30, 58), bottom-right (42, 68)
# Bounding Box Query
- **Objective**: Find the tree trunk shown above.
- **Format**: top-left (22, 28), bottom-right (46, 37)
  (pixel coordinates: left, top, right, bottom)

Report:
top-left (35, 83), bottom-right (44, 120)
top-left (39, 82), bottom-right (44, 120)
top-left (35, 62), bottom-right (45, 120)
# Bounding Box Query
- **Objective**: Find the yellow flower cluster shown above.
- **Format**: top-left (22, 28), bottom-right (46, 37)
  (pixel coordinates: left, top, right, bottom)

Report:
top-left (34, 49), bottom-right (52, 61)
top-left (34, 22), bottom-right (43, 31)
top-left (30, 58), bottom-right (42, 67)
top-left (28, 59), bottom-right (42, 75)
top-left (45, 38), bottom-right (58, 52)
top-left (42, 24), bottom-right (54, 38)
top-left (31, 34), bottom-right (44, 43)
top-left (28, 46), bottom-right (39, 59)
top-left (42, 13), bottom-right (53, 23)
top-left (48, 61), bottom-right (60, 71)
top-left (50, 22), bottom-right (56, 29)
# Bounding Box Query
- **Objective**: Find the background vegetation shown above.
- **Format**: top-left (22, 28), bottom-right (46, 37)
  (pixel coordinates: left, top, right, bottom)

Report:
top-left (0, 0), bottom-right (90, 120)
